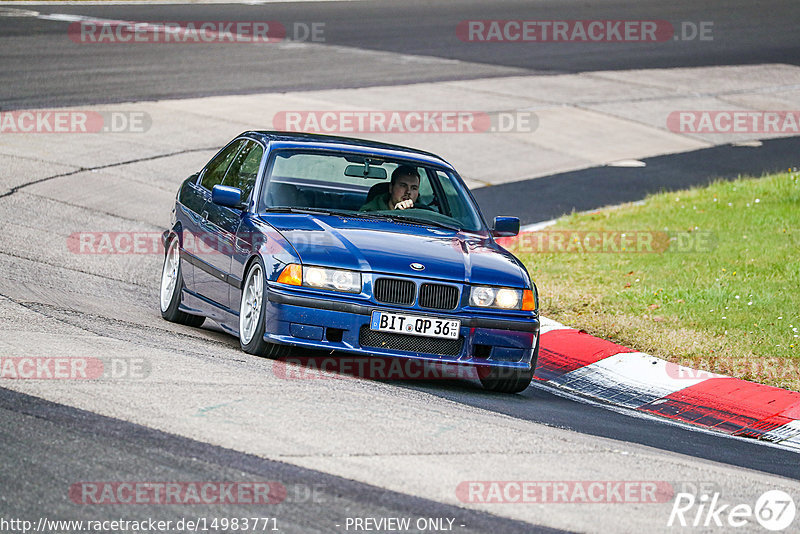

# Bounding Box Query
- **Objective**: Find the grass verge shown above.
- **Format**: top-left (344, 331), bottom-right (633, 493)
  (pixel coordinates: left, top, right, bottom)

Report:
top-left (503, 170), bottom-right (800, 391)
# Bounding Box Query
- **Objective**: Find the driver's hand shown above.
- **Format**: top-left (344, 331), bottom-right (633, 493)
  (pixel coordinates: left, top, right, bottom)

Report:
top-left (393, 199), bottom-right (414, 210)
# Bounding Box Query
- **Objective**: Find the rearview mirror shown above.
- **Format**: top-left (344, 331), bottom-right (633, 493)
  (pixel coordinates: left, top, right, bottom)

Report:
top-left (492, 216), bottom-right (520, 237)
top-left (344, 164), bottom-right (387, 179)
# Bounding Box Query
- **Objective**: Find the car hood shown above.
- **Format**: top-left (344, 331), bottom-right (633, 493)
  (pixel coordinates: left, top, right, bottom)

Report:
top-left (259, 214), bottom-right (528, 287)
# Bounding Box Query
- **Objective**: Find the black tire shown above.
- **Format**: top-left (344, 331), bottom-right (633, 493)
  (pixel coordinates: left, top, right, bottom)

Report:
top-left (239, 258), bottom-right (291, 359)
top-left (160, 235), bottom-right (205, 327)
top-left (478, 334), bottom-right (539, 393)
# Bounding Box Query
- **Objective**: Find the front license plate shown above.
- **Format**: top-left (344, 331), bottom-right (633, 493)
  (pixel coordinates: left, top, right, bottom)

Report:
top-left (370, 311), bottom-right (460, 340)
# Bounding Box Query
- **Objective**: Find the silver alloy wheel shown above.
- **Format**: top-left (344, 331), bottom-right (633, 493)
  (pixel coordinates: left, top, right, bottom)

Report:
top-left (240, 263), bottom-right (264, 345)
top-left (160, 238), bottom-right (180, 312)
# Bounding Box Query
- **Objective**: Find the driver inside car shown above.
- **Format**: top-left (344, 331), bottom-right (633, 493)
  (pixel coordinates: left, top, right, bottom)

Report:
top-left (360, 165), bottom-right (421, 211)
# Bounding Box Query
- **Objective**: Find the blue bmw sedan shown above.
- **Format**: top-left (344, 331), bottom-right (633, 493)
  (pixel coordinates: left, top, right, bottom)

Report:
top-left (160, 132), bottom-right (539, 392)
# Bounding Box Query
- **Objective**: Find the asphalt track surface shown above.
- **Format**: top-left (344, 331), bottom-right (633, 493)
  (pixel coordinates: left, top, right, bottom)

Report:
top-left (2, 1), bottom-right (800, 533)
top-left (0, 388), bottom-right (556, 534)
top-left (473, 136), bottom-right (800, 224)
top-left (1, 0), bottom-right (800, 109)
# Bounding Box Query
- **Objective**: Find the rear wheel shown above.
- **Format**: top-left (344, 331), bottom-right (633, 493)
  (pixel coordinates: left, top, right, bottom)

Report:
top-left (160, 236), bottom-right (205, 327)
top-left (239, 259), bottom-right (291, 359)
top-left (478, 335), bottom-right (539, 393)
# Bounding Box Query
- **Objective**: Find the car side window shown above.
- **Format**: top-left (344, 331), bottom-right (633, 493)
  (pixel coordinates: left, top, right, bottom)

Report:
top-left (437, 170), bottom-right (465, 220)
top-left (417, 170), bottom-right (434, 207)
top-left (200, 140), bottom-right (245, 191)
top-left (224, 141), bottom-right (264, 202)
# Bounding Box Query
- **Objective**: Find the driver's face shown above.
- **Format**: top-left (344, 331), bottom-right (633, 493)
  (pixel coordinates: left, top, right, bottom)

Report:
top-left (390, 174), bottom-right (420, 206)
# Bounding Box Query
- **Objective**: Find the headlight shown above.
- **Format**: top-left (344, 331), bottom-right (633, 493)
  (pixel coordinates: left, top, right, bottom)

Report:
top-left (494, 288), bottom-right (520, 309)
top-left (470, 286), bottom-right (496, 307)
top-left (302, 266), bottom-right (361, 293)
top-left (470, 286), bottom-right (535, 310)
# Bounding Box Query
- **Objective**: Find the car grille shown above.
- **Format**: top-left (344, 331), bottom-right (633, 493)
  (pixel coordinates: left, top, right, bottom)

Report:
top-left (418, 283), bottom-right (459, 310)
top-left (359, 326), bottom-right (464, 357)
top-left (373, 278), bottom-right (460, 310)
top-left (374, 278), bottom-right (415, 305)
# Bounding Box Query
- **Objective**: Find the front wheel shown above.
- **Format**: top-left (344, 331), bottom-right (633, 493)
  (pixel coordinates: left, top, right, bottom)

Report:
top-left (478, 335), bottom-right (539, 393)
top-left (239, 259), bottom-right (291, 359)
top-left (160, 235), bottom-right (205, 327)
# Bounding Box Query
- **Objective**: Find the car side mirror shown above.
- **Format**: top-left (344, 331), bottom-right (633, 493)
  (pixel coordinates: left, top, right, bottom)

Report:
top-left (212, 185), bottom-right (244, 209)
top-left (492, 216), bottom-right (520, 237)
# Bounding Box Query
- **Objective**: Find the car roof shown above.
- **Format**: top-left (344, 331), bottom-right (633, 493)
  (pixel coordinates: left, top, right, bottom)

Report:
top-left (241, 131), bottom-right (455, 170)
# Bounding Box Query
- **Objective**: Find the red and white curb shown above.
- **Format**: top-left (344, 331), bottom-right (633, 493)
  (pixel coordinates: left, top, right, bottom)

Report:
top-left (536, 317), bottom-right (800, 450)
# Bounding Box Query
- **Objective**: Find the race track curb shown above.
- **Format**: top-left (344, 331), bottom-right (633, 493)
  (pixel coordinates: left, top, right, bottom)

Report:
top-left (536, 317), bottom-right (800, 450)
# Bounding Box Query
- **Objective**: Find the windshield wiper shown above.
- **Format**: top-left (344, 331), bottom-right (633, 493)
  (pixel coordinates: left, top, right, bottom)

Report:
top-left (264, 207), bottom-right (385, 220)
top-left (321, 209), bottom-right (385, 219)
top-left (385, 214), bottom-right (461, 232)
top-left (264, 207), bottom-right (333, 215)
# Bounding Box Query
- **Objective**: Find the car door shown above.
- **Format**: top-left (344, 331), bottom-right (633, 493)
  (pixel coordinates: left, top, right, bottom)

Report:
top-left (202, 140), bottom-right (264, 311)
top-left (192, 139), bottom-right (246, 306)
top-left (174, 172), bottom-right (205, 294)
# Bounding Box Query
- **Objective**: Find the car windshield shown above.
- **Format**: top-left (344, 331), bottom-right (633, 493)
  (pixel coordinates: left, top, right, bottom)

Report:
top-left (258, 150), bottom-right (486, 232)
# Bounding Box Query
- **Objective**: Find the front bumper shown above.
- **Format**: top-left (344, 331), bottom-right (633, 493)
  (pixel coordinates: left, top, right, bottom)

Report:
top-left (264, 286), bottom-right (539, 369)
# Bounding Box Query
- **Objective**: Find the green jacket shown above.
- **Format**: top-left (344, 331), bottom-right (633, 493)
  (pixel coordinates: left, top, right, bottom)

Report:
top-left (360, 192), bottom-right (392, 211)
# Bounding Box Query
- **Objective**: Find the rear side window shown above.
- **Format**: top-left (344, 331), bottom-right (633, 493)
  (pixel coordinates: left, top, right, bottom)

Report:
top-left (200, 140), bottom-right (245, 191)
